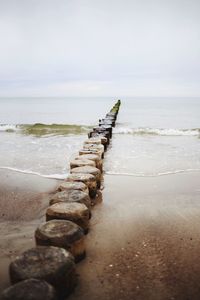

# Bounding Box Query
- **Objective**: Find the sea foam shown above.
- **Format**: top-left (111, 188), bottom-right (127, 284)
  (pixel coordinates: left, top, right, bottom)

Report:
top-left (113, 127), bottom-right (200, 136)
top-left (105, 168), bottom-right (200, 177)
top-left (0, 124), bottom-right (18, 132)
top-left (0, 166), bottom-right (67, 180)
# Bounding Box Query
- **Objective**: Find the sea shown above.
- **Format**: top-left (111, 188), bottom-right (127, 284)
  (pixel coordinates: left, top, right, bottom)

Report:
top-left (0, 97), bottom-right (200, 179)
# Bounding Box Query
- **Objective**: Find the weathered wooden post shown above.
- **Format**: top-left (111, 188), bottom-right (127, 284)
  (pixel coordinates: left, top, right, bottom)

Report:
top-left (70, 166), bottom-right (102, 189)
top-left (35, 220), bottom-right (86, 262)
top-left (9, 247), bottom-right (77, 298)
top-left (46, 202), bottom-right (90, 233)
top-left (66, 173), bottom-right (97, 199)
top-left (48, 190), bottom-right (91, 209)
top-left (70, 158), bottom-right (96, 169)
top-left (57, 181), bottom-right (89, 194)
top-left (75, 154), bottom-right (103, 172)
top-left (0, 279), bottom-right (57, 300)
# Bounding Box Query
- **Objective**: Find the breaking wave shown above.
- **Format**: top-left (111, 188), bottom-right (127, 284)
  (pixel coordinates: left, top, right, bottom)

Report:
top-left (0, 123), bottom-right (92, 136)
top-left (113, 127), bottom-right (200, 136)
top-left (0, 124), bottom-right (17, 132)
top-left (1, 124), bottom-right (199, 137)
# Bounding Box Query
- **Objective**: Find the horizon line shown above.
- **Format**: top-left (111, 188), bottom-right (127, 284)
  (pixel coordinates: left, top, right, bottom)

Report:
top-left (0, 96), bottom-right (200, 99)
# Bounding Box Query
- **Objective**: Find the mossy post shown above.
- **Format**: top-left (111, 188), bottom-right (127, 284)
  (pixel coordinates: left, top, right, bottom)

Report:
top-left (9, 246), bottom-right (77, 299)
top-left (0, 279), bottom-right (57, 300)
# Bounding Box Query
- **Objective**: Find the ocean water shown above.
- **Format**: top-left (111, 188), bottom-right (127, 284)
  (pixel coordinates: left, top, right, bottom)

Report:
top-left (0, 97), bottom-right (200, 179)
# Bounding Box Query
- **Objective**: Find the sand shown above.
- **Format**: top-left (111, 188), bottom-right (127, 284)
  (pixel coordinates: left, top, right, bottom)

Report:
top-left (0, 169), bottom-right (59, 291)
top-left (1, 169), bottom-right (200, 299)
top-left (68, 172), bottom-right (200, 300)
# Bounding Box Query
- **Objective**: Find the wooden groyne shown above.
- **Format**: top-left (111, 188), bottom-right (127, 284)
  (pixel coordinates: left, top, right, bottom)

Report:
top-left (0, 100), bottom-right (121, 300)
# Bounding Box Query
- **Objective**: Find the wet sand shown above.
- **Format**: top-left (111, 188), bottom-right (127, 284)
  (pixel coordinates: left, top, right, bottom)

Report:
top-left (69, 172), bottom-right (200, 300)
top-left (1, 170), bottom-right (200, 299)
top-left (0, 169), bottom-right (59, 291)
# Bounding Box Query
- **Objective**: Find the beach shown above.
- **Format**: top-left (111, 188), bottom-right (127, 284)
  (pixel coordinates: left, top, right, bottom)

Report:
top-left (1, 0), bottom-right (200, 297)
top-left (0, 169), bottom-right (59, 291)
top-left (0, 97), bottom-right (200, 299)
top-left (1, 170), bottom-right (200, 299)
top-left (70, 172), bottom-right (200, 300)
top-left (1, 0), bottom-right (200, 296)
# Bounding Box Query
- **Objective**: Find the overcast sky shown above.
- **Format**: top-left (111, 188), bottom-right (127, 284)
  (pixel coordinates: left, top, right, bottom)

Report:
top-left (0, 0), bottom-right (200, 97)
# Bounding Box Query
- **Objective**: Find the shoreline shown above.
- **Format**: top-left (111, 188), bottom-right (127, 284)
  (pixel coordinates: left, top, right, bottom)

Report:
top-left (1, 169), bottom-right (200, 299)
top-left (0, 166), bottom-right (68, 180)
top-left (0, 169), bottom-right (59, 222)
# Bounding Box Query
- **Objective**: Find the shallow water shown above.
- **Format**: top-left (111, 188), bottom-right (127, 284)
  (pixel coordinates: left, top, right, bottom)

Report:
top-left (0, 97), bottom-right (199, 178)
top-left (104, 134), bottom-right (200, 176)
top-left (0, 132), bottom-right (85, 178)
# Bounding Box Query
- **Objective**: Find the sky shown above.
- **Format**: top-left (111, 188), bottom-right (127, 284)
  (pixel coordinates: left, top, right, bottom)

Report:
top-left (0, 0), bottom-right (200, 97)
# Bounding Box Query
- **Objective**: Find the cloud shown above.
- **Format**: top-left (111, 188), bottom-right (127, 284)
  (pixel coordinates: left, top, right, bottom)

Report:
top-left (0, 0), bottom-right (200, 96)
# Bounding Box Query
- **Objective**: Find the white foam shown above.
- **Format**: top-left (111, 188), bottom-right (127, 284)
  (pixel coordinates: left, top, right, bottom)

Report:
top-left (0, 124), bottom-right (18, 132)
top-left (114, 127), bottom-right (200, 136)
top-left (0, 166), bottom-right (67, 180)
top-left (105, 168), bottom-right (200, 177)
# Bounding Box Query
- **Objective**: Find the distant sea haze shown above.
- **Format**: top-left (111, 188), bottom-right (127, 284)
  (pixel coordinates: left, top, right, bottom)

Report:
top-left (0, 97), bottom-right (199, 178)
top-left (0, 97), bottom-right (199, 128)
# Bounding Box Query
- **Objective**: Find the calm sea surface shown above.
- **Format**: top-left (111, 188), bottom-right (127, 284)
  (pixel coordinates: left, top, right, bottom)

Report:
top-left (0, 97), bottom-right (200, 178)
